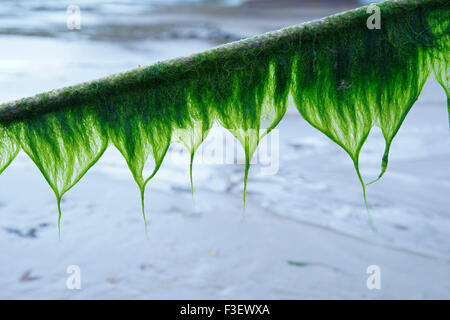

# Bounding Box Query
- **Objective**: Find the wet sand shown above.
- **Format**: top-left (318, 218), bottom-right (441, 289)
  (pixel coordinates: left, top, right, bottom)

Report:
top-left (0, 0), bottom-right (449, 299)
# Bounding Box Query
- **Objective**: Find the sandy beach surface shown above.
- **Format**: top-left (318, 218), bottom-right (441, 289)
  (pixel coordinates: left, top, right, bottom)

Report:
top-left (0, 0), bottom-right (449, 299)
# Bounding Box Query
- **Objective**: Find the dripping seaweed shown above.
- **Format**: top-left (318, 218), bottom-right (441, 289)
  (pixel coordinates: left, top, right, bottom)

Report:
top-left (0, 0), bottom-right (447, 232)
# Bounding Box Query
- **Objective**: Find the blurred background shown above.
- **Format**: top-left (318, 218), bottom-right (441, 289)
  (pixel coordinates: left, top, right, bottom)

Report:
top-left (0, 0), bottom-right (449, 299)
top-left (0, 0), bottom-right (375, 102)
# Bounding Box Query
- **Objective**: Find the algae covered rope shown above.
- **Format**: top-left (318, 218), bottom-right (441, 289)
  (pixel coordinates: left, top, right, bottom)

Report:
top-left (0, 0), bottom-right (446, 122)
top-left (0, 0), bottom-right (448, 233)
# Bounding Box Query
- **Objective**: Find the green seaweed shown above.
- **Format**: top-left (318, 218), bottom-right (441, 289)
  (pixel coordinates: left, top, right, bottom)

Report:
top-left (11, 106), bottom-right (107, 235)
top-left (0, 0), bottom-right (448, 231)
top-left (0, 127), bottom-right (19, 175)
top-left (94, 80), bottom-right (174, 232)
top-left (429, 6), bottom-right (450, 126)
top-left (292, 3), bottom-right (436, 194)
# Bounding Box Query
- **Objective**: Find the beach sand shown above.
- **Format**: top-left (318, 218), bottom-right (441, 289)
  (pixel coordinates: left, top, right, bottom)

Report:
top-left (0, 0), bottom-right (449, 299)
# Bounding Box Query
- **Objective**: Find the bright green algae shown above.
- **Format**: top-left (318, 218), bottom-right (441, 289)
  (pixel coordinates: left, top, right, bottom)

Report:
top-left (0, 128), bottom-right (18, 175)
top-left (0, 0), bottom-right (448, 232)
top-left (11, 107), bottom-right (108, 234)
top-left (429, 5), bottom-right (450, 126)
